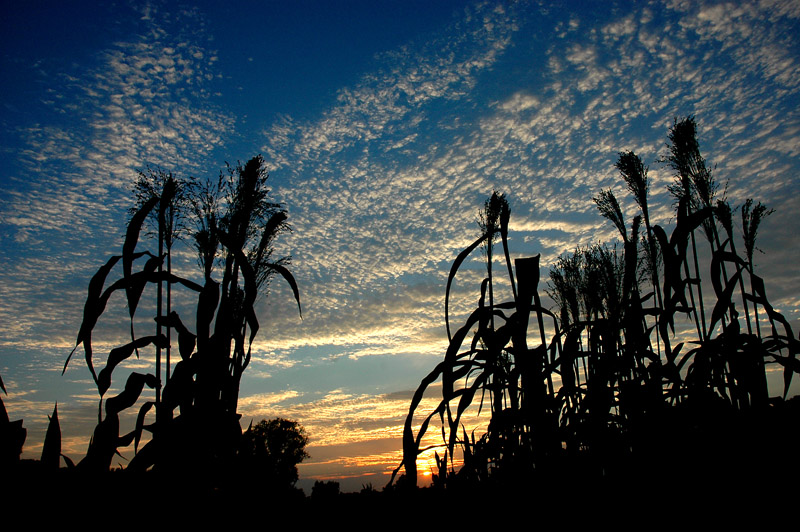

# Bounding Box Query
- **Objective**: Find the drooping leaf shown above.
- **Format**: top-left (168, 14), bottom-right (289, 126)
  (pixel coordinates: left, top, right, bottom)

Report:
top-left (104, 372), bottom-right (158, 418)
top-left (445, 233), bottom-right (488, 341)
top-left (397, 303), bottom-right (493, 488)
top-left (155, 311), bottom-right (196, 361)
top-left (220, 230), bottom-right (257, 306)
top-left (123, 196), bottom-right (159, 311)
top-left (97, 335), bottom-right (167, 396)
top-left (162, 358), bottom-right (195, 412)
top-left (134, 401), bottom-right (154, 453)
top-left (64, 256), bottom-right (188, 381)
top-left (452, 372), bottom-right (489, 435)
top-left (710, 248), bottom-right (746, 301)
top-left (64, 254), bottom-right (123, 379)
top-left (444, 306), bottom-right (490, 400)
top-left (263, 262), bottom-right (302, 319)
top-left (196, 277), bottom-right (219, 352)
top-left (246, 306), bottom-right (259, 353)
top-left (747, 273), bottom-right (799, 398)
top-left (221, 228), bottom-right (301, 334)
top-left (706, 248), bottom-right (747, 335)
top-left (398, 358), bottom-right (453, 487)
top-left (708, 269), bottom-right (742, 336)
top-left (671, 204), bottom-right (715, 249)
top-left (127, 253), bottom-right (165, 320)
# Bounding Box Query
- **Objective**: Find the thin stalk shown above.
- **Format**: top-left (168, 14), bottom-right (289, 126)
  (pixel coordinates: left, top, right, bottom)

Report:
top-left (748, 265), bottom-right (763, 338)
top-left (688, 230), bottom-right (708, 341)
top-left (166, 248), bottom-right (171, 380)
top-left (723, 226), bottom-right (752, 335)
top-left (710, 226), bottom-right (737, 328)
top-left (742, 199), bottom-right (774, 340)
top-left (534, 285), bottom-right (553, 397)
top-left (642, 220), bottom-right (663, 358)
top-left (155, 225), bottom-right (163, 411)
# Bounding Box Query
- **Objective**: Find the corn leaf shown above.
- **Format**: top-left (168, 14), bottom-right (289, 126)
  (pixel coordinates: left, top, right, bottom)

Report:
top-left (263, 261), bottom-right (302, 319)
top-left (97, 335), bottom-right (168, 396)
top-left (134, 401), bottom-right (154, 453)
top-left (445, 233), bottom-right (488, 341)
top-left (41, 403), bottom-right (61, 470)
top-left (155, 311), bottom-right (196, 361)
top-left (127, 253), bottom-right (165, 320)
top-left (123, 196), bottom-right (159, 311)
top-left (196, 278), bottom-right (219, 352)
top-left (708, 269), bottom-right (742, 336)
top-left (105, 372), bottom-right (157, 418)
top-left (64, 254), bottom-right (123, 379)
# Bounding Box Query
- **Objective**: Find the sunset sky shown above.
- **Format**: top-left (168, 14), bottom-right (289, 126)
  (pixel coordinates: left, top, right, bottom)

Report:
top-left (2, 0), bottom-right (799, 492)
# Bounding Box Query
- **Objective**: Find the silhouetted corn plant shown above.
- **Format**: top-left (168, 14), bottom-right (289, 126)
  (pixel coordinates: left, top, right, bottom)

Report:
top-left (131, 169), bottom-right (188, 411)
top-left (65, 155), bottom-right (300, 476)
top-left (393, 193), bottom-right (564, 487)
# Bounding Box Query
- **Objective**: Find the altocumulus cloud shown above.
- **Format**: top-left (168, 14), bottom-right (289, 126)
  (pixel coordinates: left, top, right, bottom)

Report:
top-left (254, 0), bottom-right (800, 367)
top-left (239, 1), bottom-right (800, 481)
top-left (1, 3), bottom-right (234, 355)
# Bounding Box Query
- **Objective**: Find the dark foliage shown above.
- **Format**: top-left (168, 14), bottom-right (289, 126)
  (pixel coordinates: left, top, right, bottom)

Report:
top-left (238, 417), bottom-right (309, 488)
top-left (394, 117), bottom-right (799, 490)
top-left (62, 155), bottom-right (302, 480)
top-left (311, 480), bottom-right (341, 501)
top-left (0, 390), bottom-right (26, 468)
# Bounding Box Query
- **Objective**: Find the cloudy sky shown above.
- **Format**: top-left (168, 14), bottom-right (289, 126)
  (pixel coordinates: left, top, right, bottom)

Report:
top-left (2, 0), bottom-right (799, 491)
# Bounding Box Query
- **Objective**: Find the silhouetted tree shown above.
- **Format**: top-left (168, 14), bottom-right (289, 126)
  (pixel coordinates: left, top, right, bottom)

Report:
top-left (238, 418), bottom-right (309, 487)
top-left (311, 480), bottom-right (340, 501)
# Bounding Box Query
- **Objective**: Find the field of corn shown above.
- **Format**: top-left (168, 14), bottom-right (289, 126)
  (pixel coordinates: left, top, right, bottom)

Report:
top-left (2, 155), bottom-right (302, 491)
top-left (394, 117), bottom-right (800, 492)
top-left (2, 117), bottom-right (798, 510)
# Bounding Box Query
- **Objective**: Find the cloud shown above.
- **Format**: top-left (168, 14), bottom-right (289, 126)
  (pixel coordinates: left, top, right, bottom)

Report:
top-left (0, 3), bottom-right (234, 355)
top-left (3, 4), bottom-right (232, 243)
top-left (243, 1), bottom-right (800, 387)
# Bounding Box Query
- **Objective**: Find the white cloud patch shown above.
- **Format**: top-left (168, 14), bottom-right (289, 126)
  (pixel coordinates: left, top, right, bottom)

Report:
top-left (1, 3), bottom-right (234, 356)
top-left (250, 0), bottom-right (800, 377)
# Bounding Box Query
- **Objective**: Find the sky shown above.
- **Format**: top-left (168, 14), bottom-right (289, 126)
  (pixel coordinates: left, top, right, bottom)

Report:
top-left (2, 0), bottom-right (799, 492)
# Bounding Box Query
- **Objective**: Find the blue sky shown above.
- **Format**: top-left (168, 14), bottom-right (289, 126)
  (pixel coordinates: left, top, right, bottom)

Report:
top-left (2, 0), bottom-right (800, 491)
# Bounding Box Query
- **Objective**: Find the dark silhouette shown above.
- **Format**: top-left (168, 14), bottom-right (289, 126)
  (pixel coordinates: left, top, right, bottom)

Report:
top-left (61, 155), bottom-right (302, 482)
top-left (0, 383), bottom-right (26, 468)
top-left (311, 480), bottom-right (340, 501)
top-left (3, 123), bottom-right (799, 517)
top-left (394, 116), bottom-right (800, 496)
top-left (237, 417), bottom-right (309, 488)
